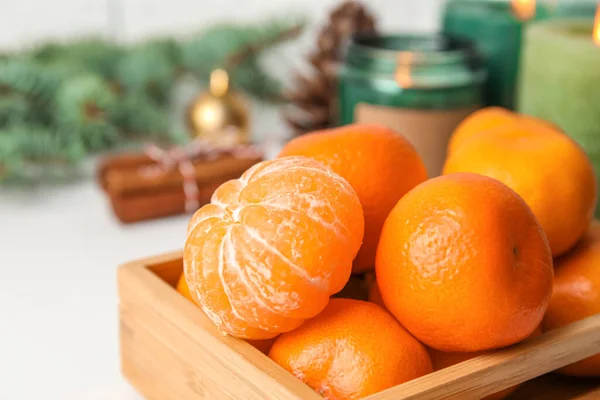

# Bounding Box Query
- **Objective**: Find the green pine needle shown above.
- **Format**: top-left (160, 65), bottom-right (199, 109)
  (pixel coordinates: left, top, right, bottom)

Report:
top-left (115, 44), bottom-right (176, 105)
top-left (181, 18), bottom-right (304, 101)
top-left (0, 17), bottom-right (305, 182)
top-left (30, 38), bottom-right (123, 79)
top-left (0, 93), bottom-right (31, 126)
top-left (110, 93), bottom-right (171, 140)
top-left (142, 37), bottom-right (181, 66)
top-left (0, 59), bottom-right (61, 103)
top-left (0, 125), bottom-right (86, 180)
top-left (54, 74), bottom-right (120, 151)
top-left (234, 59), bottom-right (285, 102)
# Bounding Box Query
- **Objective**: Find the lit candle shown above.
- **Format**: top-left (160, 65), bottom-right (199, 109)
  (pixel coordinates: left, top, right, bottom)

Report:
top-left (441, 0), bottom-right (598, 109)
top-left (518, 6), bottom-right (600, 216)
top-left (595, 4), bottom-right (600, 44)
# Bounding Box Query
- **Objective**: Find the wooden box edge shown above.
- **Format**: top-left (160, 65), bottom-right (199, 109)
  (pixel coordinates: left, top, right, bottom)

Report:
top-left (117, 251), bottom-right (320, 400)
top-left (118, 251), bottom-right (600, 400)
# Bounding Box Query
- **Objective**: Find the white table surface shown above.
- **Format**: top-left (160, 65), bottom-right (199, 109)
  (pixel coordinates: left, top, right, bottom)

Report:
top-left (1, 178), bottom-right (171, 400)
top-left (0, 105), bottom-right (287, 400)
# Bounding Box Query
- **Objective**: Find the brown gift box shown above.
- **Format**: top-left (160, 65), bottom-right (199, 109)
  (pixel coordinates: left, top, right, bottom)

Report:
top-left (98, 151), bottom-right (263, 224)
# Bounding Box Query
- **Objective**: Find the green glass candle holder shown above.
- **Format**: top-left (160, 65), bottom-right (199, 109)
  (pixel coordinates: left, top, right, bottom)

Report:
top-left (338, 34), bottom-right (486, 177)
top-left (442, 0), bottom-right (598, 110)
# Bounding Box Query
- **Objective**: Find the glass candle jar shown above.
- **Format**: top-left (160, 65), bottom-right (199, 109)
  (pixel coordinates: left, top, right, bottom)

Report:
top-left (442, 0), bottom-right (598, 110)
top-left (338, 34), bottom-right (485, 177)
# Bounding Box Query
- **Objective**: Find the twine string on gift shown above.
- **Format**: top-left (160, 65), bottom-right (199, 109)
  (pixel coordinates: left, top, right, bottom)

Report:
top-left (140, 127), bottom-right (263, 213)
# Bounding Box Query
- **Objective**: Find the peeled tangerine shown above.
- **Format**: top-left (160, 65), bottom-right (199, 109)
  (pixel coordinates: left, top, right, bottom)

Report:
top-left (184, 156), bottom-right (364, 339)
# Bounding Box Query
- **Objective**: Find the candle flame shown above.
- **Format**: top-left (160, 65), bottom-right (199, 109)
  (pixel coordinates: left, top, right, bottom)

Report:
top-left (395, 53), bottom-right (414, 88)
top-left (594, 4), bottom-right (600, 46)
top-left (512, 0), bottom-right (536, 21)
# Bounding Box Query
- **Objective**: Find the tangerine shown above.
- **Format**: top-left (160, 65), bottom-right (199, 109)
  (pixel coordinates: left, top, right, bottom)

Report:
top-left (368, 280), bottom-right (386, 310)
top-left (184, 156), bottom-right (364, 339)
top-left (268, 298), bottom-right (432, 400)
top-left (176, 273), bottom-right (278, 353)
top-left (376, 173), bottom-right (553, 352)
top-left (176, 272), bottom-right (195, 303)
top-left (543, 221), bottom-right (600, 377)
top-left (278, 124), bottom-right (427, 273)
top-left (448, 107), bottom-right (562, 155)
top-left (448, 107), bottom-right (515, 155)
top-left (444, 124), bottom-right (597, 256)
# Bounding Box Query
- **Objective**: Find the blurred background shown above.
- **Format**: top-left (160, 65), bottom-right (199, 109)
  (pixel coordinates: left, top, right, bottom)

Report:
top-left (0, 1), bottom-right (441, 48)
top-left (1, 0), bottom-right (599, 399)
top-left (0, 2), bottom-right (442, 400)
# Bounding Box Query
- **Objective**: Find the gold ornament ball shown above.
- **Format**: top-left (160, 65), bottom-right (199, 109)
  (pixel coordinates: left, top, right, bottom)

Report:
top-left (187, 69), bottom-right (250, 145)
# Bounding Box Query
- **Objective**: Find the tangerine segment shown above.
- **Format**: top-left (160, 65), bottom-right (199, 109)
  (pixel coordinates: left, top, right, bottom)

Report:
top-left (376, 173), bottom-right (553, 352)
top-left (175, 272), bottom-right (279, 354)
top-left (269, 299), bottom-right (432, 400)
top-left (184, 156), bottom-right (364, 339)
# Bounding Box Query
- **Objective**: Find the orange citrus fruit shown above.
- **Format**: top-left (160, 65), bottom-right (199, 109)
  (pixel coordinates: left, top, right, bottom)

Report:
top-left (249, 337), bottom-right (277, 355)
top-left (176, 273), bottom-right (195, 303)
top-left (444, 123), bottom-right (596, 256)
top-left (268, 298), bottom-right (432, 400)
top-left (448, 107), bottom-right (516, 154)
top-left (176, 272), bottom-right (277, 353)
top-left (376, 173), bottom-right (553, 352)
top-left (543, 221), bottom-right (600, 377)
top-left (184, 156), bottom-right (364, 339)
top-left (367, 280), bottom-right (386, 310)
top-left (278, 124), bottom-right (427, 273)
top-left (448, 106), bottom-right (562, 155)
top-left (333, 275), bottom-right (370, 301)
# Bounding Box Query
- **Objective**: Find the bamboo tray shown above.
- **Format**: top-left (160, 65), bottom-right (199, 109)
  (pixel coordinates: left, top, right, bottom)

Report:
top-left (118, 251), bottom-right (600, 400)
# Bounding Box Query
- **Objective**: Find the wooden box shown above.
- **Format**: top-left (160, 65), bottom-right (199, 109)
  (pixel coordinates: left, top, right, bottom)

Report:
top-left (118, 251), bottom-right (600, 400)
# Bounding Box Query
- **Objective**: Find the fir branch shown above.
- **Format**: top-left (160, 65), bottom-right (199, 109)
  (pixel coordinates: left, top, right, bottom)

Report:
top-left (142, 37), bottom-right (181, 66)
top-left (30, 38), bottom-right (123, 79)
top-left (53, 74), bottom-right (120, 151)
top-left (0, 125), bottom-right (86, 179)
top-left (0, 128), bottom-right (89, 184)
top-left (0, 59), bottom-right (61, 104)
top-left (181, 18), bottom-right (304, 102)
top-left (109, 93), bottom-right (171, 139)
top-left (233, 59), bottom-right (287, 102)
top-left (0, 17), bottom-right (305, 182)
top-left (224, 22), bottom-right (304, 68)
top-left (0, 93), bottom-right (30, 126)
top-left (115, 43), bottom-right (176, 105)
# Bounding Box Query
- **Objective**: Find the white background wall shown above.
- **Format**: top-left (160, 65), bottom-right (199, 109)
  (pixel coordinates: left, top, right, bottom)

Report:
top-left (0, 0), bottom-right (444, 50)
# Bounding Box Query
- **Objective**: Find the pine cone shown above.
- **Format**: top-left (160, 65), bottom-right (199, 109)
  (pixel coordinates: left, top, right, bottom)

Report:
top-left (284, 1), bottom-right (376, 135)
